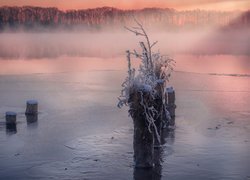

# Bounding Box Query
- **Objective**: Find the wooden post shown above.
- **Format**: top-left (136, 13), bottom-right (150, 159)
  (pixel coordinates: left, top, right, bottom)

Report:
top-left (133, 111), bottom-right (154, 168)
top-left (166, 87), bottom-right (176, 126)
top-left (5, 111), bottom-right (16, 124)
top-left (129, 86), bottom-right (154, 168)
top-left (25, 100), bottom-right (38, 115)
top-left (5, 111), bottom-right (17, 134)
top-left (153, 81), bottom-right (164, 147)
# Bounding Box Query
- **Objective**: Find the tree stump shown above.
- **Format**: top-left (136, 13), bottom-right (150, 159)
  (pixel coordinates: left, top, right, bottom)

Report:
top-left (5, 111), bottom-right (16, 124)
top-left (133, 112), bottom-right (154, 168)
top-left (153, 82), bottom-right (164, 147)
top-left (25, 100), bottom-right (38, 115)
top-left (129, 86), bottom-right (154, 168)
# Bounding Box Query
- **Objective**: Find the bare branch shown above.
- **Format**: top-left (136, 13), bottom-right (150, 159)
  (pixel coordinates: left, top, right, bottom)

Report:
top-left (130, 50), bottom-right (143, 59)
top-left (126, 50), bottom-right (132, 85)
top-left (124, 26), bottom-right (145, 36)
top-left (133, 18), bottom-right (144, 29)
top-left (150, 41), bottom-right (158, 48)
top-left (132, 18), bottom-right (153, 69)
top-left (140, 42), bottom-right (149, 68)
top-left (132, 26), bottom-right (143, 30)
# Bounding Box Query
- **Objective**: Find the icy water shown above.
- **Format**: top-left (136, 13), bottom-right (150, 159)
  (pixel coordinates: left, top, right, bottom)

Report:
top-left (0, 55), bottom-right (249, 180)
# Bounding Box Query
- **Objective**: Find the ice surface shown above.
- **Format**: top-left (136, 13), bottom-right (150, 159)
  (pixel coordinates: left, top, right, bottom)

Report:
top-left (0, 56), bottom-right (249, 180)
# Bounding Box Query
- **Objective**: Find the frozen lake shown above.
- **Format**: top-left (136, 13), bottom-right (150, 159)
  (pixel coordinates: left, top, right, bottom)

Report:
top-left (0, 55), bottom-right (249, 179)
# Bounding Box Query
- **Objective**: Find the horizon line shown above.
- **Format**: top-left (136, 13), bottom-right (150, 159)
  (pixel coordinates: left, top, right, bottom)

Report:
top-left (0, 5), bottom-right (248, 12)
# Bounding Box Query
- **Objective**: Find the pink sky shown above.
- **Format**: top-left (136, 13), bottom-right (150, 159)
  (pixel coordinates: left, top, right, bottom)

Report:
top-left (0, 0), bottom-right (249, 11)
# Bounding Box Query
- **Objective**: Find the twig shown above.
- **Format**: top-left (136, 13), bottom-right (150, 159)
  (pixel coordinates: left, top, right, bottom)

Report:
top-left (124, 26), bottom-right (145, 36)
top-left (150, 41), bottom-right (158, 48)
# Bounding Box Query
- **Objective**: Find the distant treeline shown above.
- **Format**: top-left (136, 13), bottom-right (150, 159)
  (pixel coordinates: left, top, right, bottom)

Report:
top-left (0, 6), bottom-right (249, 31)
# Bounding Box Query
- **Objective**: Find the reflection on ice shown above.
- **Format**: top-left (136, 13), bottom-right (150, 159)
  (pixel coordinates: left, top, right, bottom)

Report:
top-left (134, 128), bottom-right (175, 180)
top-left (6, 123), bottom-right (17, 135)
top-left (134, 168), bottom-right (161, 180)
top-left (26, 114), bottom-right (38, 128)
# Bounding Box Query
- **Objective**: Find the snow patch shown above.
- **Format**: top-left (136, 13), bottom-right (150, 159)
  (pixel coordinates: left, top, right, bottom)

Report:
top-left (156, 79), bottom-right (165, 84)
top-left (166, 87), bottom-right (174, 93)
top-left (139, 84), bottom-right (152, 93)
top-left (6, 111), bottom-right (16, 116)
top-left (27, 100), bottom-right (38, 105)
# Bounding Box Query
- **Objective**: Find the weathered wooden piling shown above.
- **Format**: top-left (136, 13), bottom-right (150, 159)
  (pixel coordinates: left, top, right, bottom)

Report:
top-left (166, 87), bottom-right (176, 126)
top-left (25, 100), bottom-right (38, 115)
top-left (133, 113), bottom-right (154, 168)
top-left (129, 86), bottom-right (154, 168)
top-left (5, 111), bottom-right (17, 124)
top-left (153, 81), bottom-right (164, 147)
top-left (166, 87), bottom-right (176, 115)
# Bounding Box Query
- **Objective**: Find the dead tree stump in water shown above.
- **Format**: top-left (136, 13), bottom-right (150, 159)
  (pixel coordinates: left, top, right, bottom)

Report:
top-left (129, 86), bottom-right (154, 168)
top-left (25, 100), bottom-right (38, 115)
top-left (118, 22), bottom-right (176, 169)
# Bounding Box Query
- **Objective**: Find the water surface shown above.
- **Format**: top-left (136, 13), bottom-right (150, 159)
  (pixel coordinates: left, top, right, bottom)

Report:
top-left (0, 55), bottom-right (249, 179)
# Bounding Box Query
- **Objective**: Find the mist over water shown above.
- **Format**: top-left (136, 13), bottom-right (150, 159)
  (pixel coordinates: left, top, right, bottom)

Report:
top-left (0, 28), bottom-right (249, 59)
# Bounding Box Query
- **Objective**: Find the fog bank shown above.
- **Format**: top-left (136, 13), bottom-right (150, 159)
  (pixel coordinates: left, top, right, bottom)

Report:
top-left (0, 29), bottom-right (249, 59)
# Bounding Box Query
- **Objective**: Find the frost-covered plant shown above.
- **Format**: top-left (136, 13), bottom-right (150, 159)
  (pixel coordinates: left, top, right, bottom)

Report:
top-left (118, 19), bottom-right (175, 142)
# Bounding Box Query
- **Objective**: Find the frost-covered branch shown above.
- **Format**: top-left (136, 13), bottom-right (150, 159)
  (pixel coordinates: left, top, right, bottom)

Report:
top-left (118, 20), bottom-right (175, 142)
